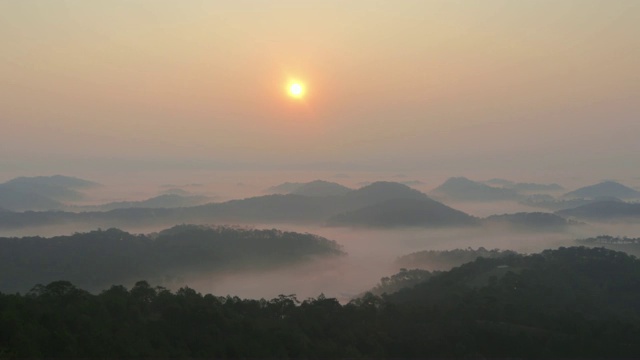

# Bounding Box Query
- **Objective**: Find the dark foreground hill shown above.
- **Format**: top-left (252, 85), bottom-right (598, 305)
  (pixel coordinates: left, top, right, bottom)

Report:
top-left (2, 247), bottom-right (640, 357)
top-left (0, 225), bottom-right (344, 293)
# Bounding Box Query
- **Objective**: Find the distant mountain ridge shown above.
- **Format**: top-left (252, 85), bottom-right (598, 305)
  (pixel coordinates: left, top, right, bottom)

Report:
top-left (290, 180), bottom-right (352, 197)
top-left (0, 181), bottom-right (432, 229)
top-left (556, 201), bottom-right (640, 222)
top-left (0, 175), bottom-right (99, 211)
top-left (0, 180), bottom-right (584, 231)
top-left (484, 178), bottom-right (564, 192)
top-left (267, 180), bottom-right (351, 197)
top-left (431, 177), bottom-right (519, 202)
top-left (482, 212), bottom-right (577, 231)
top-left (75, 194), bottom-right (211, 211)
top-left (563, 181), bottom-right (640, 200)
top-left (326, 198), bottom-right (478, 228)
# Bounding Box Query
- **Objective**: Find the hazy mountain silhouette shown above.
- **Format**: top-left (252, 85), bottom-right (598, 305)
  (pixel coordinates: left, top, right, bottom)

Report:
top-left (0, 181), bottom-right (590, 231)
top-left (344, 181), bottom-right (427, 205)
top-left (521, 195), bottom-right (623, 211)
top-left (290, 180), bottom-right (352, 197)
top-left (563, 181), bottom-right (640, 200)
top-left (431, 177), bottom-right (519, 202)
top-left (0, 190), bottom-right (63, 211)
top-left (484, 178), bottom-right (564, 192)
top-left (0, 175), bottom-right (99, 211)
top-left (77, 194), bottom-right (211, 211)
top-left (160, 188), bottom-right (193, 196)
top-left (0, 181), bottom-right (440, 229)
top-left (266, 181), bottom-right (305, 194)
top-left (482, 212), bottom-right (577, 231)
top-left (4, 175), bottom-right (98, 189)
top-left (556, 201), bottom-right (640, 222)
top-left (326, 198), bottom-right (478, 228)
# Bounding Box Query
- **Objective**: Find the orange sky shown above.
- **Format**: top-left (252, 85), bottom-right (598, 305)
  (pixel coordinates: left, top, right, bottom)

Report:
top-left (1, 0), bottom-right (639, 180)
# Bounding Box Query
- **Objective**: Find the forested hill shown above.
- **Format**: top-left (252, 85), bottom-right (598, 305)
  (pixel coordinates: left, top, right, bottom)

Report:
top-left (2, 247), bottom-right (640, 357)
top-left (0, 225), bottom-right (344, 294)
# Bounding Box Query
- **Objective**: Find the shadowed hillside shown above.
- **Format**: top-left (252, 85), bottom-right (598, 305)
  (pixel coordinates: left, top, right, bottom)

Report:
top-left (0, 225), bottom-right (345, 293)
top-left (326, 198), bottom-right (478, 228)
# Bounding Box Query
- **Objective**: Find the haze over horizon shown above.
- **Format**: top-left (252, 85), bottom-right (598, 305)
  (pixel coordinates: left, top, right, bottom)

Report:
top-left (2, 0), bottom-right (639, 182)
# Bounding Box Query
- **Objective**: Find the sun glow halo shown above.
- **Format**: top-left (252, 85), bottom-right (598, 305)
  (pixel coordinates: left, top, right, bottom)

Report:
top-left (288, 82), bottom-right (305, 99)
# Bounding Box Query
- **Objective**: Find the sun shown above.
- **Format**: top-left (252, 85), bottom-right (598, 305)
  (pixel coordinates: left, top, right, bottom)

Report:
top-left (287, 82), bottom-right (305, 99)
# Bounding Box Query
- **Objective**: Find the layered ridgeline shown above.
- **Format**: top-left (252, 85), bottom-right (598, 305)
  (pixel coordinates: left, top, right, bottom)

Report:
top-left (0, 175), bottom-right (210, 212)
top-left (0, 175), bottom-right (99, 211)
top-left (0, 225), bottom-right (344, 293)
top-left (519, 180), bottom-right (639, 212)
top-left (3, 247), bottom-right (640, 357)
top-left (577, 235), bottom-right (640, 257)
top-left (556, 201), bottom-right (640, 222)
top-left (0, 181), bottom-right (578, 231)
top-left (483, 178), bottom-right (564, 193)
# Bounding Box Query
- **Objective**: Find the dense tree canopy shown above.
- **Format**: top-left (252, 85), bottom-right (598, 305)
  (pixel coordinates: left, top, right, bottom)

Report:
top-left (0, 225), bottom-right (344, 293)
top-left (2, 247), bottom-right (640, 357)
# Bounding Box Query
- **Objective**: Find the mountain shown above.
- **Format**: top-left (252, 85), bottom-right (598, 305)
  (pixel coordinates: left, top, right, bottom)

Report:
top-left (0, 190), bottom-right (63, 211)
top-left (0, 182), bottom-right (560, 229)
top-left (80, 194), bottom-right (211, 211)
top-left (0, 175), bottom-right (99, 211)
top-left (345, 181), bottom-right (427, 204)
top-left (267, 180), bottom-right (352, 197)
top-left (266, 181), bottom-right (304, 194)
top-left (326, 198), bottom-right (478, 228)
top-left (0, 225), bottom-right (344, 293)
top-left (482, 212), bottom-right (578, 231)
top-left (563, 181), bottom-right (640, 200)
top-left (519, 194), bottom-right (623, 211)
top-left (556, 200), bottom-right (640, 222)
top-left (431, 177), bottom-right (518, 202)
top-left (3, 175), bottom-right (98, 190)
top-left (484, 179), bottom-right (564, 192)
top-left (290, 180), bottom-right (352, 197)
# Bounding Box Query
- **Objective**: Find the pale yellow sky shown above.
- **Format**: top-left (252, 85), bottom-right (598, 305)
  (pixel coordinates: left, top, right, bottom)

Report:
top-left (1, 0), bottom-right (639, 179)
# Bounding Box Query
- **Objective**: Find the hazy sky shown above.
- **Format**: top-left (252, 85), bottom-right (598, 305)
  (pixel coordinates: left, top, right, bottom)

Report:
top-left (1, 0), bottom-right (638, 180)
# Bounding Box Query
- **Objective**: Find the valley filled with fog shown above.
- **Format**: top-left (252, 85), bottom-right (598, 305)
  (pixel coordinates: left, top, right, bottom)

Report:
top-left (3, 172), bottom-right (640, 303)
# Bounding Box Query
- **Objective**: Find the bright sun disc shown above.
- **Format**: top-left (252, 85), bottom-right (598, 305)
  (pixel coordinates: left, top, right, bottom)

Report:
top-left (288, 83), bottom-right (304, 98)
